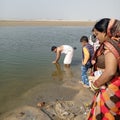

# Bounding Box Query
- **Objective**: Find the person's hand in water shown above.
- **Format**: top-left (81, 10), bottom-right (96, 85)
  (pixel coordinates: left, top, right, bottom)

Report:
top-left (52, 61), bottom-right (57, 64)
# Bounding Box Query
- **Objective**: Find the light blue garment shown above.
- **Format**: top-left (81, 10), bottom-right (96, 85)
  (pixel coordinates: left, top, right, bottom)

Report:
top-left (81, 65), bottom-right (90, 86)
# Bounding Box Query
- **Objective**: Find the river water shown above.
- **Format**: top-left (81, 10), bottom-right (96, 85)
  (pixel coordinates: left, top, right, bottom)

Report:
top-left (0, 26), bottom-right (92, 114)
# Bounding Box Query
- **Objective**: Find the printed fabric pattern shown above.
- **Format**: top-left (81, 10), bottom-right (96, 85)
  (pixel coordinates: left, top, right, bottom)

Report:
top-left (87, 76), bottom-right (120, 120)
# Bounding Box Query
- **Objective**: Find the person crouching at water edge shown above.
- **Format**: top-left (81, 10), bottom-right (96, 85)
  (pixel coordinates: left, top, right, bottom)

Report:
top-left (51, 45), bottom-right (75, 67)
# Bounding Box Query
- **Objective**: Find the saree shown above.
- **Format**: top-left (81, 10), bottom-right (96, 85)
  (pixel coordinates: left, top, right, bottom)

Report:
top-left (87, 76), bottom-right (120, 120)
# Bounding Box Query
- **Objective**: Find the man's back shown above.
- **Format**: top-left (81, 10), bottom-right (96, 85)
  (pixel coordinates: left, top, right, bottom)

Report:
top-left (61, 45), bottom-right (73, 54)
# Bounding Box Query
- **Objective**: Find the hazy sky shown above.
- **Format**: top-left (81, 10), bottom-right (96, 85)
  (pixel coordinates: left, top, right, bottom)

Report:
top-left (0, 0), bottom-right (120, 21)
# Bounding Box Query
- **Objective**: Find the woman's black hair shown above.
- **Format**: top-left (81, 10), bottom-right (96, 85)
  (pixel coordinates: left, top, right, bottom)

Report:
top-left (94, 18), bottom-right (110, 33)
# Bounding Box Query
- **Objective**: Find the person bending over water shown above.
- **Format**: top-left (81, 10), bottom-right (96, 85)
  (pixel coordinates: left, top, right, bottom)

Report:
top-left (51, 45), bottom-right (75, 67)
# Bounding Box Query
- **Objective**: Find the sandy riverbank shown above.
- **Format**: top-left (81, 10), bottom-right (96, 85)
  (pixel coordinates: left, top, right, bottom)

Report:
top-left (0, 78), bottom-right (94, 120)
top-left (0, 20), bottom-right (96, 26)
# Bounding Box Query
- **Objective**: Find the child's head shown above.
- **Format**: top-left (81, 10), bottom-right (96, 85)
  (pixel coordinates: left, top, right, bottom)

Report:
top-left (80, 36), bottom-right (88, 46)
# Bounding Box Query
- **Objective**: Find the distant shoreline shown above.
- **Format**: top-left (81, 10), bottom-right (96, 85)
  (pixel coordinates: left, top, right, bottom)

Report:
top-left (0, 20), bottom-right (96, 26)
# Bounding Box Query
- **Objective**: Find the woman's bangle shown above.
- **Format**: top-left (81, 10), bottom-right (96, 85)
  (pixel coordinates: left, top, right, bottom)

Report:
top-left (91, 82), bottom-right (99, 91)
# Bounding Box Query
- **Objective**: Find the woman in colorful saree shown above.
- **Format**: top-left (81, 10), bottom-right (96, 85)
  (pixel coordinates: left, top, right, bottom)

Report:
top-left (87, 18), bottom-right (120, 120)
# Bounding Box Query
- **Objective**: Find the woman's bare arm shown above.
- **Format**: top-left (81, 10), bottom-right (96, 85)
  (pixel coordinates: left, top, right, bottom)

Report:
top-left (95, 51), bottom-right (118, 87)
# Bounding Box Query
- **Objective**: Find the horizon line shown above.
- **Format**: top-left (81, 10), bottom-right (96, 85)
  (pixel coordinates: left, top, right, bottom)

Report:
top-left (0, 19), bottom-right (97, 22)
